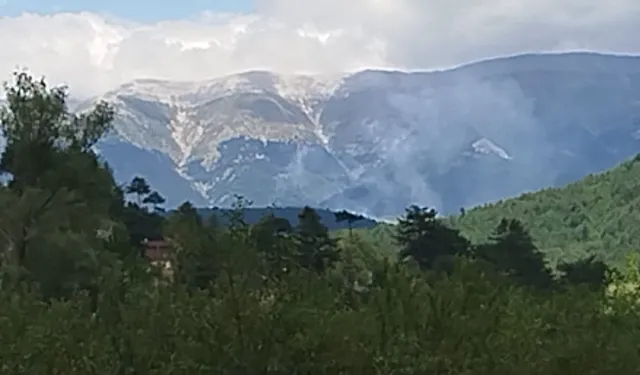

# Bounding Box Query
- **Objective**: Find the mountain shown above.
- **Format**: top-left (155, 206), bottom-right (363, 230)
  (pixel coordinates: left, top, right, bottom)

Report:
top-left (80, 52), bottom-right (640, 218)
top-left (447, 154), bottom-right (640, 267)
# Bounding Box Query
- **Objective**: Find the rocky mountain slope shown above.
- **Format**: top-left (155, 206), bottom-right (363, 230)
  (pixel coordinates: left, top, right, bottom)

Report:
top-left (81, 52), bottom-right (640, 218)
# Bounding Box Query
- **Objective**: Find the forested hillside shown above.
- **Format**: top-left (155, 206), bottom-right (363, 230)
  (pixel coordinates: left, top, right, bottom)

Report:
top-left (1, 72), bottom-right (640, 373)
top-left (448, 156), bottom-right (640, 267)
top-left (351, 156), bottom-right (640, 269)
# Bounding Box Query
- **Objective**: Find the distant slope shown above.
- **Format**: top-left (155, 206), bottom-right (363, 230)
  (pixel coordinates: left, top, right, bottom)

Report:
top-left (198, 207), bottom-right (378, 231)
top-left (447, 154), bottom-right (640, 266)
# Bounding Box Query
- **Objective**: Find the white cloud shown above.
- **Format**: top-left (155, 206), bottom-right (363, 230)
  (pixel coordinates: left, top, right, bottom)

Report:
top-left (1, 0), bottom-right (639, 97)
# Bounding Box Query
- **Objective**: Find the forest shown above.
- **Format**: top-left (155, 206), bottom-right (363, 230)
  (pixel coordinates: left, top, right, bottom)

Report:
top-left (1, 72), bottom-right (640, 374)
top-left (353, 153), bottom-right (640, 270)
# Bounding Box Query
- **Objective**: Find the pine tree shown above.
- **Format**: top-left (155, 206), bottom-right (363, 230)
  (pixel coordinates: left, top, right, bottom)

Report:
top-left (126, 176), bottom-right (151, 206)
top-left (477, 218), bottom-right (553, 289)
top-left (558, 254), bottom-right (608, 290)
top-left (164, 202), bottom-right (219, 290)
top-left (250, 213), bottom-right (296, 280)
top-left (143, 191), bottom-right (166, 212)
top-left (295, 206), bottom-right (339, 274)
top-left (395, 205), bottom-right (470, 270)
top-left (334, 209), bottom-right (365, 239)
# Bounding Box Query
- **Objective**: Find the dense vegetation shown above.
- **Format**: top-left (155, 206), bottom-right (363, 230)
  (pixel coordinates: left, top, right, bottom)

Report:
top-left (445, 156), bottom-right (640, 268)
top-left (352, 154), bottom-right (640, 270)
top-left (1, 72), bottom-right (640, 373)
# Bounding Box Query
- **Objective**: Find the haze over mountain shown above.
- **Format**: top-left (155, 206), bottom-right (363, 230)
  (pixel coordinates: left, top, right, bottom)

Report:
top-left (74, 52), bottom-right (640, 218)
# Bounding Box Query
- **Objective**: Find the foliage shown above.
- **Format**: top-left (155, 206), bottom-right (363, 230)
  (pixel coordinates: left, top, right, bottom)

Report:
top-left (356, 155), bottom-right (640, 271)
top-left (395, 206), bottom-right (470, 270)
top-left (475, 218), bottom-right (554, 289)
top-left (294, 206), bottom-right (340, 274)
top-left (448, 156), bottom-right (640, 268)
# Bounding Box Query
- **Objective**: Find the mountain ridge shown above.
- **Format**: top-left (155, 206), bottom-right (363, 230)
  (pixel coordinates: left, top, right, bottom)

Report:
top-left (79, 51), bottom-right (640, 218)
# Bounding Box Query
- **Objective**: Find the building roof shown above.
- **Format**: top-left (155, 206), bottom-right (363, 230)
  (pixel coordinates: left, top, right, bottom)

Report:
top-left (143, 240), bottom-right (170, 248)
top-left (142, 238), bottom-right (171, 261)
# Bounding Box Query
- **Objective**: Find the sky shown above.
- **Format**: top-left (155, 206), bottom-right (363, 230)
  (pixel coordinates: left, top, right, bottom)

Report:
top-left (0, 0), bottom-right (254, 21)
top-left (0, 0), bottom-right (639, 98)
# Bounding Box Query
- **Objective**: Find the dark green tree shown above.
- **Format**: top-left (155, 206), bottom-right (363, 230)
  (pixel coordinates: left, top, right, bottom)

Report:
top-left (126, 176), bottom-right (151, 206)
top-left (0, 72), bottom-right (114, 194)
top-left (476, 218), bottom-right (553, 289)
top-left (0, 72), bottom-right (120, 224)
top-left (395, 206), bottom-right (470, 270)
top-left (0, 72), bottom-right (122, 299)
top-left (143, 190), bottom-right (166, 212)
top-left (250, 213), bottom-right (296, 280)
top-left (295, 206), bottom-right (339, 274)
top-left (558, 255), bottom-right (609, 290)
top-left (224, 195), bottom-right (252, 238)
top-left (120, 179), bottom-right (164, 253)
top-left (121, 204), bottom-right (164, 251)
top-left (334, 209), bottom-right (365, 239)
top-left (164, 202), bottom-right (219, 290)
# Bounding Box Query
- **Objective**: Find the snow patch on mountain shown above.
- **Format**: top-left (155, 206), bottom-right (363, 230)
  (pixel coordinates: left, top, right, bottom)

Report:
top-left (471, 138), bottom-right (512, 160)
top-left (170, 106), bottom-right (203, 165)
top-left (274, 73), bottom-right (344, 100)
top-left (104, 79), bottom-right (202, 103)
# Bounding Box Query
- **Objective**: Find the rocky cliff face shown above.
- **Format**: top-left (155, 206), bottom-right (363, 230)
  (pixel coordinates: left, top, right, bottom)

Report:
top-left (81, 52), bottom-right (640, 218)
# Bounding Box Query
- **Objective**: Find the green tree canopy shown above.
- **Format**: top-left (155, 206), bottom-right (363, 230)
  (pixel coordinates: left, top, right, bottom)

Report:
top-left (395, 206), bottom-right (470, 270)
top-left (476, 218), bottom-right (554, 289)
top-left (295, 206), bottom-right (339, 274)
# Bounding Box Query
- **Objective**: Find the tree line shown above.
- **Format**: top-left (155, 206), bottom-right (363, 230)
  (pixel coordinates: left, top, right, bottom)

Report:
top-left (0, 72), bottom-right (639, 374)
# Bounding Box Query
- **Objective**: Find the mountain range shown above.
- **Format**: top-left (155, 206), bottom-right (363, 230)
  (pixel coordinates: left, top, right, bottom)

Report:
top-left (76, 52), bottom-right (640, 219)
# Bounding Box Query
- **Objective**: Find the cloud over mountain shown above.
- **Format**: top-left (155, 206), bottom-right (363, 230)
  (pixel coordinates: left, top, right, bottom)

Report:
top-left (0, 0), bottom-right (639, 97)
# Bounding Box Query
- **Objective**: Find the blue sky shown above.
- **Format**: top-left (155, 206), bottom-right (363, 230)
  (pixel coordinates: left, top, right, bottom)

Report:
top-left (0, 0), bottom-right (255, 21)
